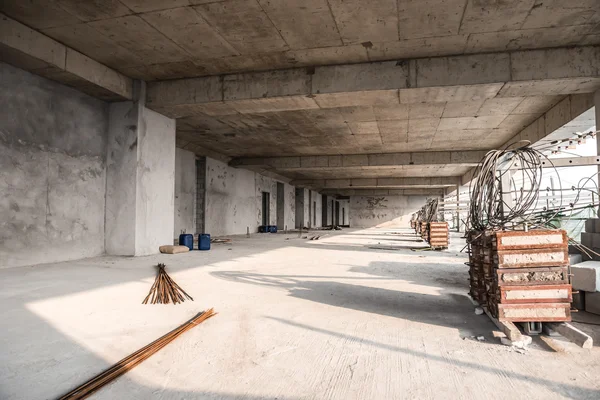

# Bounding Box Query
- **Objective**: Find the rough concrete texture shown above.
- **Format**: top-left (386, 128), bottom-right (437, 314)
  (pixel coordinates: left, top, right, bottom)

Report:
top-left (0, 14), bottom-right (133, 101)
top-left (283, 182), bottom-right (295, 231)
top-left (134, 107), bottom-right (175, 256)
top-left (571, 262), bottom-right (600, 292)
top-left (255, 173), bottom-right (278, 226)
top-left (0, 62), bottom-right (108, 268)
top-left (174, 148), bottom-right (196, 237)
top-left (105, 101), bottom-right (176, 256)
top-left (206, 157), bottom-right (261, 236)
top-left (350, 195), bottom-right (427, 228)
top-left (105, 102), bottom-right (139, 256)
top-left (338, 199), bottom-right (350, 225)
top-left (2, 1), bottom-right (596, 80)
top-left (1, 229), bottom-right (599, 399)
top-left (205, 157), bottom-right (293, 236)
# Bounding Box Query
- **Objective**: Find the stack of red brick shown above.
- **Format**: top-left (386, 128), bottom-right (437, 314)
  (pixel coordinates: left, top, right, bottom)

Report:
top-left (427, 222), bottom-right (449, 249)
top-left (468, 229), bottom-right (572, 322)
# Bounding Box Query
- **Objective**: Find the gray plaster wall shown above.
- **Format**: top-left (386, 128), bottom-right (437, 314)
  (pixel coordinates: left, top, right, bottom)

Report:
top-left (205, 157), bottom-right (294, 236)
top-left (283, 183), bottom-right (295, 231)
top-left (105, 101), bottom-right (176, 256)
top-left (0, 62), bottom-right (108, 268)
top-left (205, 157), bottom-right (258, 236)
top-left (350, 196), bottom-right (427, 228)
top-left (255, 174), bottom-right (278, 226)
top-left (174, 148), bottom-right (196, 237)
top-left (312, 191), bottom-right (323, 228)
top-left (105, 102), bottom-right (138, 255)
top-left (338, 199), bottom-right (350, 226)
top-left (134, 107), bottom-right (175, 256)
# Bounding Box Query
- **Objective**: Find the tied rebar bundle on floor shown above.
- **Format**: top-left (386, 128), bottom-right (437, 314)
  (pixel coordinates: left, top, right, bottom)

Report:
top-left (58, 309), bottom-right (216, 400)
top-left (143, 263), bottom-right (193, 305)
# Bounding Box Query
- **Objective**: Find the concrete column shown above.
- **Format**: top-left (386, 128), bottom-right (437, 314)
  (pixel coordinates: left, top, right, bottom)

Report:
top-left (105, 82), bottom-right (176, 256)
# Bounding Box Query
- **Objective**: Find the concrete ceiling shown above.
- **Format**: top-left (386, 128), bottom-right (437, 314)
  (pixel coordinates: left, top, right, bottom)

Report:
top-left (2, 0), bottom-right (598, 80)
top-left (175, 96), bottom-right (564, 157)
top-left (1, 1), bottom-right (599, 192)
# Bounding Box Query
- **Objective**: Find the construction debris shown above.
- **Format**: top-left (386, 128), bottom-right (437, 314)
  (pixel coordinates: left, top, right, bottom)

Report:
top-left (143, 263), bottom-right (193, 305)
top-left (412, 199), bottom-right (449, 250)
top-left (58, 309), bottom-right (216, 400)
top-left (211, 238), bottom-right (232, 244)
top-left (468, 229), bottom-right (572, 322)
top-left (159, 245), bottom-right (190, 254)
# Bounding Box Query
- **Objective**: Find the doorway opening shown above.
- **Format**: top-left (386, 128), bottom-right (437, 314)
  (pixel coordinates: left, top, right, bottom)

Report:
top-left (276, 182), bottom-right (284, 229)
top-left (262, 192), bottom-right (270, 226)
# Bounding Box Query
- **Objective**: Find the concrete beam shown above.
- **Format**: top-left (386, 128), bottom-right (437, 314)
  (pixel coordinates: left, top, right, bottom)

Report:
top-left (0, 14), bottom-right (132, 101)
top-left (147, 46), bottom-right (600, 118)
top-left (321, 189), bottom-right (445, 196)
top-left (291, 177), bottom-right (457, 189)
top-left (460, 92), bottom-right (596, 186)
top-left (230, 150), bottom-right (487, 170)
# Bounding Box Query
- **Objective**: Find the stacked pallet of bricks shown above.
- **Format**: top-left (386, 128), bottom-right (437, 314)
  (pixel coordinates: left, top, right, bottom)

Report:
top-left (427, 222), bottom-right (449, 249)
top-left (420, 222), bottom-right (428, 241)
top-left (468, 229), bottom-right (572, 322)
top-left (467, 230), bottom-right (489, 304)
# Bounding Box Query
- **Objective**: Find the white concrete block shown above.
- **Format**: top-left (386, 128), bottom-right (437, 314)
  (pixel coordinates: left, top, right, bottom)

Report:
top-left (585, 291), bottom-right (600, 315)
top-left (571, 262), bottom-right (600, 292)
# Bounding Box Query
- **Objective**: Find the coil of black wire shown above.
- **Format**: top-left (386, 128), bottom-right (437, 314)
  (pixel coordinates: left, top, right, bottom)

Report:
top-left (468, 142), bottom-right (561, 231)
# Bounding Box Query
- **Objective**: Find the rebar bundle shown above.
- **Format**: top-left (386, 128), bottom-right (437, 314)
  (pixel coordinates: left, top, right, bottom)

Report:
top-left (58, 309), bottom-right (217, 400)
top-left (143, 263), bottom-right (193, 305)
top-left (468, 143), bottom-right (561, 231)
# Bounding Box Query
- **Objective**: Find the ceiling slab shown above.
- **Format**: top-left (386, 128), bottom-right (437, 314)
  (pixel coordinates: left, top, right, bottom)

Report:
top-left (192, 0), bottom-right (289, 54)
top-left (1, 1), bottom-right (597, 81)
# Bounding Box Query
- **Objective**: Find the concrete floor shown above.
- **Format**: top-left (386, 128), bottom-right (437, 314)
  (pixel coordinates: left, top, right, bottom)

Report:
top-left (1, 228), bottom-right (599, 400)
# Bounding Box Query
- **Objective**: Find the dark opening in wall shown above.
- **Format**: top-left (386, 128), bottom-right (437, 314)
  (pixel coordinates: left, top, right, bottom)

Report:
top-left (262, 191), bottom-right (270, 226)
top-left (195, 156), bottom-right (207, 234)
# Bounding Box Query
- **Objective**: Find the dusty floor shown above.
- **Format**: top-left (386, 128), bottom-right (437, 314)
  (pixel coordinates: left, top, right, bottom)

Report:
top-left (1, 228), bottom-right (599, 400)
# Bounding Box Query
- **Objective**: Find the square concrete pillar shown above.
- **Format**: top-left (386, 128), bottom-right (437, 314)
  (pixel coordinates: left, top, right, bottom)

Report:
top-left (105, 86), bottom-right (175, 256)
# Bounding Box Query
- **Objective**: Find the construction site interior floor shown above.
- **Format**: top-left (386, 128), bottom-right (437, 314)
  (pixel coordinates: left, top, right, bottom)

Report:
top-left (1, 228), bottom-right (599, 399)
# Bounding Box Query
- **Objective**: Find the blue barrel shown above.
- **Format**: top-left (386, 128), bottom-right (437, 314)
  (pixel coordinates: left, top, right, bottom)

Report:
top-left (269, 226), bottom-right (277, 233)
top-left (178, 233), bottom-right (194, 250)
top-left (198, 233), bottom-right (211, 251)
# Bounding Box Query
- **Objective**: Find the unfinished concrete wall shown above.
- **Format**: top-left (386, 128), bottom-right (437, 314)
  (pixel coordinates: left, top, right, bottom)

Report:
top-left (205, 158), bottom-right (258, 236)
top-left (174, 148), bottom-right (196, 238)
top-left (256, 174), bottom-right (278, 226)
top-left (338, 199), bottom-right (350, 225)
top-left (303, 189), bottom-right (311, 228)
top-left (324, 196), bottom-right (333, 226)
top-left (105, 102), bottom-right (138, 255)
top-left (205, 158), bottom-right (294, 235)
top-left (295, 187), bottom-right (305, 229)
top-left (135, 108), bottom-right (175, 255)
top-left (350, 196), bottom-right (427, 228)
top-left (312, 191), bottom-right (323, 228)
top-left (0, 63), bottom-right (108, 268)
top-left (105, 100), bottom-right (175, 256)
top-left (284, 183), bottom-right (295, 231)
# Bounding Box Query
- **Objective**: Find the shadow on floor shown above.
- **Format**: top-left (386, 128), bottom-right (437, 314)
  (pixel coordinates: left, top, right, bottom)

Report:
top-left (211, 267), bottom-right (488, 338)
top-left (264, 317), bottom-right (600, 400)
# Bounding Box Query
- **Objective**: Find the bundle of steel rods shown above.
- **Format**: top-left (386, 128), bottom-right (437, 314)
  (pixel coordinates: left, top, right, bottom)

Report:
top-left (143, 263), bottom-right (193, 305)
top-left (58, 309), bottom-right (216, 400)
